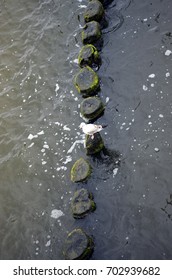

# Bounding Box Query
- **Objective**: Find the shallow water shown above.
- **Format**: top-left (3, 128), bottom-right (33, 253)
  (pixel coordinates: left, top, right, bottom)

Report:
top-left (0, 0), bottom-right (172, 259)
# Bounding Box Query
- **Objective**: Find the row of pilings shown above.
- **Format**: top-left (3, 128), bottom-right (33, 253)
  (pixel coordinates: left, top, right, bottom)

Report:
top-left (62, 0), bottom-right (114, 260)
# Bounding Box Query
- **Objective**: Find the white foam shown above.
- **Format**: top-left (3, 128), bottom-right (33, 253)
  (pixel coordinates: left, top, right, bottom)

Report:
top-left (143, 85), bottom-right (148, 91)
top-left (43, 144), bottom-right (49, 149)
top-left (28, 129), bottom-right (45, 140)
top-left (165, 50), bottom-right (172, 56)
top-left (113, 168), bottom-right (118, 177)
top-left (28, 142), bottom-right (35, 148)
top-left (28, 134), bottom-right (38, 140)
top-left (67, 139), bottom-right (84, 154)
top-left (50, 209), bottom-right (64, 219)
top-left (56, 166), bottom-right (67, 171)
top-left (79, 5), bottom-right (87, 8)
top-left (149, 74), bottom-right (155, 78)
top-left (73, 59), bottom-right (78, 64)
top-left (63, 125), bottom-right (70, 131)
top-left (55, 83), bottom-right (60, 96)
top-left (45, 240), bottom-right (51, 247)
top-left (63, 155), bottom-right (72, 164)
top-left (106, 97), bottom-right (110, 103)
top-left (55, 121), bottom-right (61, 125)
top-left (37, 130), bottom-right (44, 135)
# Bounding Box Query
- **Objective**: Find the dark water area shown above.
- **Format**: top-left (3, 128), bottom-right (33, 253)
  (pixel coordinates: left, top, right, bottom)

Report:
top-left (0, 0), bottom-right (172, 260)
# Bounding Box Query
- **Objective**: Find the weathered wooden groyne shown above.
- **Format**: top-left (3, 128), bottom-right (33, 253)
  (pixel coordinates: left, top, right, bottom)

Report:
top-left (63, 0), bottom-right (116, 260)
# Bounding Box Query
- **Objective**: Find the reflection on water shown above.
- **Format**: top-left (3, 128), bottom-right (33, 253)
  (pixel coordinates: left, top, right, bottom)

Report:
top-left (0, 0), bottom-right (172, 259)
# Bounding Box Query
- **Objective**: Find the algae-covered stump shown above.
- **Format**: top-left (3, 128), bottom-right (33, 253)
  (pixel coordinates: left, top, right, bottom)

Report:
top-left (80, 96), bottom-right (105, 121)
top-left (63, 228), bottom-right (94, 260)
top-left (71, 158), bottom-right (92, 182)
top-left (82, 21), bottom-right (101, 45)
top-left (71, 188), bottom-right (96, 219)
top-left (74, 66), bottom-right (99, 97)
top-left (85, 132), bottom-right (104, 155)
top-left (78, 44), bottom-right (101, 68)
top-left (84, 0), bottom-right (104, 23)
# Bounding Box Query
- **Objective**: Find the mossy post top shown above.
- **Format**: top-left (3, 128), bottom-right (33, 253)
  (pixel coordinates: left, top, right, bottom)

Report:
top-left (85, 132), bottom-right (104, 155)
top-left (63, 228), bottom-right (94, 260)
top-left (70, 157), bottom-right (92, 182)
top-left (71, 188), bottom-right (96, 219)
top-left (80, 96), bottom-right (105, 121)
top-left (84, 0), bottom-right (104, 23)
top-left (74, 66), bottom-right (100, 97)
top-left (82, 21), bottom-right (101, 45)
top-left (78, 44), bottom-right (100, 68)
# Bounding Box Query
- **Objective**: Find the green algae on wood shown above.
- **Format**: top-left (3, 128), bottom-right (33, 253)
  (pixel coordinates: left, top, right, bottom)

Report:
top-left (71, 188), bottom-right (96, 219)
top-left (82, 21), bottom-right (101, 45)
top-left (85, 132), bottom-right (104, 155)
top-left (63, 228), bottom-right (94, 260)
top-left (78, 44), bottom-right (101, 68)
top-left (84, 0), bottom-right (104, 23)
top-left (80, 96), bottom-right (105, 121)
top-left (70, 158), bottom-right (92, 182)
top-left (74, 66), bottom-right (99, 97)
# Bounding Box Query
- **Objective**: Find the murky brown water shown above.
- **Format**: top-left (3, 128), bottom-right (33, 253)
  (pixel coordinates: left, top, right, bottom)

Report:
top-left (0, 0), bottom-right (172, 260)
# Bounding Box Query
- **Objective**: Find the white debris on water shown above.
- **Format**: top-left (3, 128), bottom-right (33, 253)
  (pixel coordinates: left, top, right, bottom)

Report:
top-left (159, 114), bottom-right (164, 118)
top-left (50, 209), bottom-right (64, 219)
top-left (143, 85), bottom-right (148, 91)
top-left (56, 166), bottom-right (67, 171)
top-left (55, 83), bottom-right (60, 95)
top-left (67, 139), bottom-right (85, 154)
top-left (106, 97), bottom-right (110, 103)
top-left (73, 59), bottom-right (78, 64)
top-left (45, 240), bottom-right (51, 247)
top-left (37, 130), bottom-right (44, 136)
top-left (28, 142), bottom-right (35, 148)
top-left (78, 5), bottom-right (87, 8)
top-left (28, 130), bottom-right (44, 140)
top-left (28, 134), bottom-right (38, 140)
top-left (113, 168), bottom-right (118, 177)
top-left (166, 72), bottom-right (170, 77)
top-left (148, 74), bottom-right (155, 78)
top-left (55, 121), bottom-right (61, 126)
top-left (63, 125), bottom-right (71, 131)
top-left (43, 144), bottom-right (49, 149)
top-left (165, 50), bottom-right (172, 56)
top-left (63, 155), bottom-right (72, 164)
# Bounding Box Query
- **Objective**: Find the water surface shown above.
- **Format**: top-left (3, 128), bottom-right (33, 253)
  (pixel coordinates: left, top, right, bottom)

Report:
top-left (0, 0), bottom-right (172, 259)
